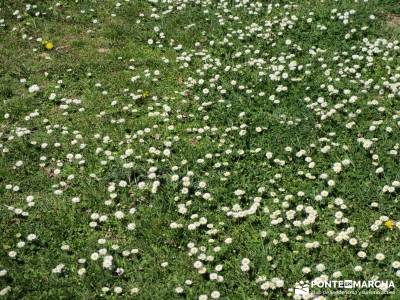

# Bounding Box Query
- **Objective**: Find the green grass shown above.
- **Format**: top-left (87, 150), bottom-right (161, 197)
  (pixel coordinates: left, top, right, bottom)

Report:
top-left (1, 0), bottom-right (400, 299)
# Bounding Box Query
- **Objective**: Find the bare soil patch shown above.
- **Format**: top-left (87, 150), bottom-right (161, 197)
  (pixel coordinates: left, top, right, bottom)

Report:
top-left (388, 13), bottom-right (400, 28)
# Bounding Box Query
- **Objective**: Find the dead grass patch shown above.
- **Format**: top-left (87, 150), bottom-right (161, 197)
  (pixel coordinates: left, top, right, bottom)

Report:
top-left (387, 13), bottom-right (400, 28)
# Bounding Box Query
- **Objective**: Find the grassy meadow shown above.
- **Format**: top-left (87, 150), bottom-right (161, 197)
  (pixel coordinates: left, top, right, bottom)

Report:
top-left (1, 0), bottom-right (400, 299)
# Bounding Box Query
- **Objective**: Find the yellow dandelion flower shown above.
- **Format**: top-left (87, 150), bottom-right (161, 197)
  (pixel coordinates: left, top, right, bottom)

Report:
top-left (384, 219), bottom-right (395, 230)
top-left (43, 40), bottom-right (54, 50)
